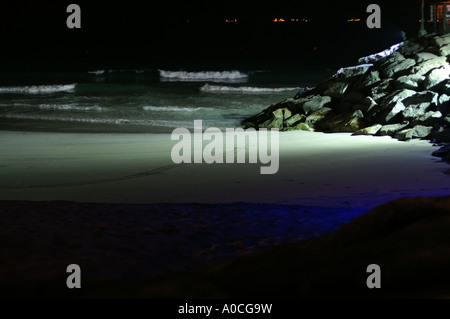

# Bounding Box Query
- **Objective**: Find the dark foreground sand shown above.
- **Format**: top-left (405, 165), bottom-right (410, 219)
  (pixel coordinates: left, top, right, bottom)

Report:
top-left (0, 200), bottom-right (363, 298)
top-left (1, 197), bottom-right (449, 298)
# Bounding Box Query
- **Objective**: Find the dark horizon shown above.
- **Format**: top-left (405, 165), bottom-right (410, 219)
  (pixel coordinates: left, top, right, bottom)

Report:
top-left (1, 0), bottom-right (428, 71)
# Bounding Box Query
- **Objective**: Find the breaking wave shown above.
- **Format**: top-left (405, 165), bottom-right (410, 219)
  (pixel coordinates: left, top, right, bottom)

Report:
top-left (39, 104), bottom-right (104, 111)
top-left (1, 114), bottom-right (187, 128)
top-left (200, 84), bottom-right (300, 94)
top-left (0, 84), bottom-right (76, 95)
top-left (143, 106), bottom-right (204, 112)
top-left (158, 70), bottom-right (248, 82)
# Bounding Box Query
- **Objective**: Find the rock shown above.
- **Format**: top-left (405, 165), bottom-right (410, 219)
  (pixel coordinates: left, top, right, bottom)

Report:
top-left (294, 87), bottom-right (313, 100)
top-left (432, 117), bottom-right (450, 142)
top-left (432, 144), bottom-right (450, 161)
top-left (260, 116), bottom-right (283, 129)
top-left (329, 111), bottom-right (366, 133)
top-left (432, 128), bottom-right (450, 143)
top-left (401, 91), bottom-right (439, 120)
top-left (432, 144), bottom-right (450, 157)
top-left (402, 104), bottom-right (430, 119)
top-left (335, 91), bottom-right (367, 113)
top-left (413, 52), bottom-right (439, 63)
top-left (352, 124), bottom-right (383, 136)
top-left (357, 43), bottom-right (403, 64)
top-left (355, 71), bottom-right (381, 90)
top-left (411, 56), bottom-right (447, 76)
top-left (381, 58), bottom-right (416, 78)
top-left (439, 95), bottom-right (450, 115)
top-left (305, 107), bottom-right (334, 127)
top-left (260, 107), bottom-right (292, 129)
top-left (403, 90), bottom-right (439, 107)
top-left (301, 95), bottom-right (332, 114)
top-left (439, 94), bottom-right (450, 105)
top-left (432, 34), bottom-right (450, 48)
top-left (394, 74), bottom-right (425, 90)
top-left (353, 96), bottom-right (378, 114)
top-left (323, 82), bottom-right (350, 98)
top-left (284, 113), bottom-right (305, 127)
top-left (272, 108), bottom-right (287, 119)
top-left (395, 125), bottom-right (433, 141)
top-left (424, 67), bottom-right (450, 90)
top-left (439, 44), bottom-right (450, 57)
top-left (333, 64), bottom-right (373, 79)
top-left (444, 81), bottom-right (450, 95)
top-left (378, 122), bottom-right (410, 136)
top-left (290, 122), bottom-right (314, 132)
top-left (370, 78), bottom-right (394, 101)
top-left (401, 41), bottom-right (424, 56)
top-left (380, 89), bottom-right (417, 122)
top-left (379, 51), bottom-right (405, 68)
top-left (242, 33), bottom-right (450, 144)
top-left (413, 111), bottom-right (443, 126)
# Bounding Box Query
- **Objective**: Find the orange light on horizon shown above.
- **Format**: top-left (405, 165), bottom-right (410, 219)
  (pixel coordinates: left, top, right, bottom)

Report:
top-left (225, 19), bottom-right (238, 23)
top-left (273, 18), bottom-right (285, 22)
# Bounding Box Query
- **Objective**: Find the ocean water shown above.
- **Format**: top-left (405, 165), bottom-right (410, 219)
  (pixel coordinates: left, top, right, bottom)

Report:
top-left (0, 68), bottom-right (332, 133)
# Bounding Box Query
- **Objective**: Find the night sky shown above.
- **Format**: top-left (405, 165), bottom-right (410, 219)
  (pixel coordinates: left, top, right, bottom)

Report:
top-left (1, 1), bottom-right (424, 70)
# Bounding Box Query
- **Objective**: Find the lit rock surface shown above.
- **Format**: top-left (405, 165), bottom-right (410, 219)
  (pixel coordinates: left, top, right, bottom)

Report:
top-left (242, 33), bottom-right (450, 162)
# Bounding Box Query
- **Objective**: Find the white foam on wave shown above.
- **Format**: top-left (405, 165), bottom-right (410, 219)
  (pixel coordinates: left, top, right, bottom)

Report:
top-left (158, 70), bottom-right (248, 82)
top-left (88, 70), bottom-right (106, 75)
top-left (1, 114), bottom-right (185, 128)
top-left (143, 106), bottom-right (204, 112)
top-left (0, 84), bottom-right (76, 95)
top-left (39, 104), bottom-right (104, 112)
top-left (200, 84), bottom-right (300, 94)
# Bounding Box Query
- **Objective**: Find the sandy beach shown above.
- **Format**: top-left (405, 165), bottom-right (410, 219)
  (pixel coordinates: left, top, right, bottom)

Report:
top-left (0, 129), bottom-right (449, 297)
top-left (1, 130), bottom-right (448, 209)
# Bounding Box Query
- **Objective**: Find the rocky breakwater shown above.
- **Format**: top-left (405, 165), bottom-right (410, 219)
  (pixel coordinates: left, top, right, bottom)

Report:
top-left (242, 33), bottom-right (450, 162)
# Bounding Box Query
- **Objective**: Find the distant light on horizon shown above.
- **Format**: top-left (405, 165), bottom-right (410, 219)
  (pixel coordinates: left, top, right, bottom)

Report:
top-left (347, 18), bottom-right (361, 22)
top-left (273, 18), bottom-right (309, 23)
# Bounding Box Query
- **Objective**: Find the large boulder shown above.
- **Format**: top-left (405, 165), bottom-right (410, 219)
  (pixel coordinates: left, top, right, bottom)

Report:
top-left (301, 95), bottom-right (332, 114)
top-left (439, 44), bottom-right (450, 56)
top-left (411, 56), bottom-right (447, 76)
top-left (284, 113), bottom-right (306, 127)
top-left (357, 43), bottom-right (403, 64)
top-left (369, 78), bottom-right (395, 101)
top-left (395, 125), bottom-right (433, 141)
top-left (378, 121), bottom-right (410, 136)
top-left (323, 82), bottom-right (351, 99)
top-left (432, 117), bottom-right (450, 142)
top-left (401, 41), bottom-right (424, 56)
top-left (333, 64), bottom-right (373, 79)
top-left (381, 58), bottom-right (416, 78)
top-left (432, 34), bottom-right (450, 48)
top-left (352, 124), bottom-right (383, 136)
top-left (305, 107), bottom-right (334, 128)
top-left (355, 70), bottom-right (381, 90)
top-left (424, 66), bottom-right (450, 90)
top-left (413, 52), bottom-right (439, 63)
top-left (394, 74), bottom-right (425, 90)
top-left (379, 89), bottom-right (417, 122)
top-left (401, 91), bottom-right (439, 120)
top-left (327, 110), bottom-right (366, 133)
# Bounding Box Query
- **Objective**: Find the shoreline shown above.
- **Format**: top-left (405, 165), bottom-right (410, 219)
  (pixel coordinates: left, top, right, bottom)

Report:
top-left (0, 129), bottom-right (448, 209)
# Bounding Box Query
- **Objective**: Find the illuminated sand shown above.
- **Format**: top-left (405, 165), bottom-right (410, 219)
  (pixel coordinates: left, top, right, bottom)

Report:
top-left (0, 130), bottom-right (448, 209)
top-left (1, 130), bottom-right (450, 297)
